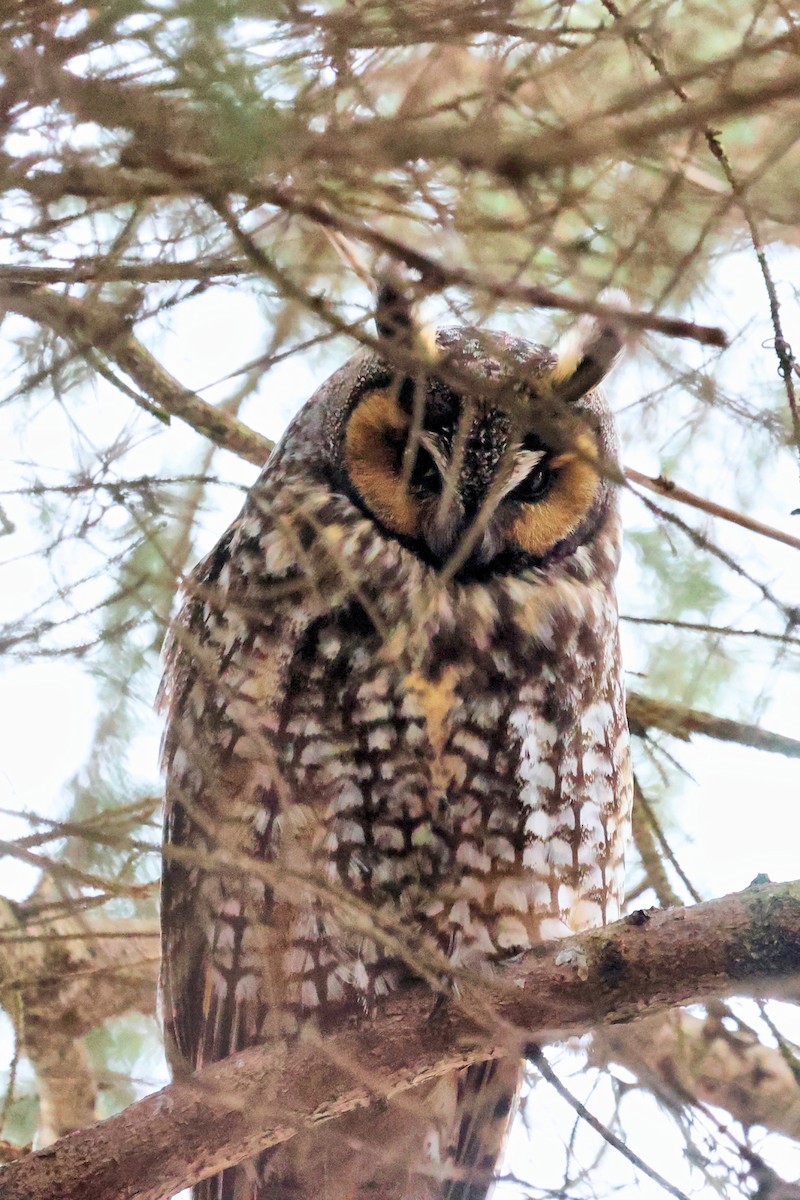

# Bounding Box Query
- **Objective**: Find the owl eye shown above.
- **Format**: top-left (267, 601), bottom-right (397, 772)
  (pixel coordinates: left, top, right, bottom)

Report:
top-left (409, 444), bottom-right (443, 494)
top-left (506, 461), bottom-right (553, 505)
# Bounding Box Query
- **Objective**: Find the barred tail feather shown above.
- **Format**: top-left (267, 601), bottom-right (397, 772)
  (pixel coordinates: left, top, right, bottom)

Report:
top-left (191, 1059), bottom-right (521, 1200)
top-left (442, 1059), bottom-right (524, 1200)
top-left (192, 1164), bottom-right (259, 1200)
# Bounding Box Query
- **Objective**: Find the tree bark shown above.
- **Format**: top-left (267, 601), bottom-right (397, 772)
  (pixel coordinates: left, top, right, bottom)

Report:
top-left (626, 693), bottom-right (800, 758)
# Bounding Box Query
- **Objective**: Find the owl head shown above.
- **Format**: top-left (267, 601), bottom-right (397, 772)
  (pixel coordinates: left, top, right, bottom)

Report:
top-left (285, 286), bottom-right (626, 584)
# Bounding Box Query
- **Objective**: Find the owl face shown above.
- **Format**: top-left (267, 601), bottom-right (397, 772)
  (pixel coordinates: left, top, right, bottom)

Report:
top-left (326, 325), bottom-right (623, 582)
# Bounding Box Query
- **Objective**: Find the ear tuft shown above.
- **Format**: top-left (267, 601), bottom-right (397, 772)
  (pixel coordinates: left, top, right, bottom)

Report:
top-left (551, 290), bottom-right (629, 403)
top-left (374, 259), bottom-right (438, 357)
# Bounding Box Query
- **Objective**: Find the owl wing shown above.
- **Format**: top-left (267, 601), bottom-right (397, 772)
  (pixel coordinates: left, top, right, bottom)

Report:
top-left (159, 513), bottom-right (304, 1075)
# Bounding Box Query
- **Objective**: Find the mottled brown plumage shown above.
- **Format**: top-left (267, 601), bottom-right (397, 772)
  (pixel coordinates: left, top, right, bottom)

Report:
top-left (160, 308), bottom-right (633, 1200)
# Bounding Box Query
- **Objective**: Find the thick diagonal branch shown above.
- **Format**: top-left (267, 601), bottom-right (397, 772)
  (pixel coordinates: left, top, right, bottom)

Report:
top-left (2, 880), bottom-right (798, 1200)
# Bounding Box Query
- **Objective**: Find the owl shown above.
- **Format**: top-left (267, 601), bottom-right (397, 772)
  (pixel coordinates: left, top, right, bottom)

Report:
top-left (160, 281), bottom-right (633, 1200)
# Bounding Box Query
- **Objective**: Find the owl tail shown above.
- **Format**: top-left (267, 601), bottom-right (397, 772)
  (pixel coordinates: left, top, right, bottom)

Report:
top-left (441, 1058), bottom-right (524, 1200)
top-left (190, 1058), bottom-right (522, 1200)
top-left (191, 1166), bottom-right (243, 1200)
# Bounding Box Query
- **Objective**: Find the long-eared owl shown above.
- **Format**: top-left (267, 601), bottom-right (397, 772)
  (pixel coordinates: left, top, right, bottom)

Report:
top-left (160, 283), bottom-right (633, 1200)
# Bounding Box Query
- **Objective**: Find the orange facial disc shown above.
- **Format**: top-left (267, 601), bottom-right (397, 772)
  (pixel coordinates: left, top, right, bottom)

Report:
top-left (344, 390), bottom-right (420, 536)
top-left (509, 428), bottom-right (601, 557)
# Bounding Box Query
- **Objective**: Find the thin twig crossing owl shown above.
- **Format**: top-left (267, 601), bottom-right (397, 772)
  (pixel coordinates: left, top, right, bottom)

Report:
top-left (160, 285), bottom-right (633, 1200)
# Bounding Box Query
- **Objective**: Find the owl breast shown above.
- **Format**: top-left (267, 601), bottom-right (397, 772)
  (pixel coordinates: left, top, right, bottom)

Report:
top-left (216, 497), bottom-right (631, 1024)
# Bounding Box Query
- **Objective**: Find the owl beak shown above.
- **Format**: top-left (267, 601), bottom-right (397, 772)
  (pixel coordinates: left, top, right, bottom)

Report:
top-left (423, 499), bottom-right (464, 561)
top-left (414, 432), bottom-right (505, 568)
top-left (422, 497), bottom-right (501, 569)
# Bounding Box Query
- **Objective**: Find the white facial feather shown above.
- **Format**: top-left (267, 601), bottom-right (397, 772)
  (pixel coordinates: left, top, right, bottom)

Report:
top-left (498, 448), bottom-right (546, 500)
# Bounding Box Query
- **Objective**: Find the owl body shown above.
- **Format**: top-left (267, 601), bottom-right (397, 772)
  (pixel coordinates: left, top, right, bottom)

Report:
top-left (161, 325), bottom-right (632, 1200)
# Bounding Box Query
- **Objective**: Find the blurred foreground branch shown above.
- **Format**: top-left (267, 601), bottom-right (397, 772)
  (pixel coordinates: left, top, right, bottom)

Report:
top-left (5, 286), bottom-right (797, 569)
top-left (2, 880), bottom-right (798, 1200)
top-left (5, 287), bottom-right (796, 559)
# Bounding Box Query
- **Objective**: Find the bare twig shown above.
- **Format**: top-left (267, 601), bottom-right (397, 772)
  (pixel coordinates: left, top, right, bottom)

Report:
top-left (632, 777), bottom-right (703, 905)
top-left (631, 781), bottom-right (684, 907)
top-left (528, 1043), bottom-right (691, 1200)
top-left (622, 615), bottom-right (800, 648)
top-left (0, 286), bottom-right (273, 466)
top-left (599, 0), bottom-right (800, 458)
top-left (626, 468), bottom-right (800, 552)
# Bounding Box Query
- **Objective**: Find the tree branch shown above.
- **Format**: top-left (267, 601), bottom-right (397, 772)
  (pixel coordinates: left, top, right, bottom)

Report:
top-left (0, 881), bottom-right (159, 1143)
top-left (626, 693), bottom-right (800, 758)
top-left (626, 468), bottom-right (800, 553)
top-left (0, 285), bottom-right (273, 467)
top-left (592, 1006), bottom-right (800, 1144)
top-left (2, 881), bottom-right (798, 1200)
top-left (0, 258), bottom-right (252, 285)
top-left (26, 1036), bottom-right (96, 1147)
